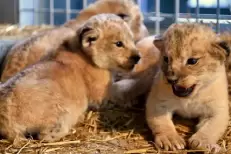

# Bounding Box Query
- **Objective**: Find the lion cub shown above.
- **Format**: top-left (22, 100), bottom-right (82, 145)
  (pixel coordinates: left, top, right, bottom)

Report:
top-left (146, 23), bottom-right (230, 152)
top-left (1, 27), bottom-right (75, 81)
top-left (111, 35), bottom-right (160, 103)
top-left (66, 0), bottom-right (149, 42)
top-left (1, 0), bottom-right (148, 83)
top-left (0, 14), bottom-right (140, 142)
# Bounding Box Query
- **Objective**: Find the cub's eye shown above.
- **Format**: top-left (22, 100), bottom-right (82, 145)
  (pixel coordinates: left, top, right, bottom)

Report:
top-left (163, 56), bottom-right (169, 63)
top-left (117, 13), bottom-right (129, 20)
top-left (115, 41), bottom-right (124, 47)
top-left (187, 58), bottom-right (199, 65)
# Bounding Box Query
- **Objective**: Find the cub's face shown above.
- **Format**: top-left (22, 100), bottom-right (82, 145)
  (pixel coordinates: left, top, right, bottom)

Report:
top-left (154, 23), bottom-right (230, 98)
top-left (78, 14), bottom-right (140, 72)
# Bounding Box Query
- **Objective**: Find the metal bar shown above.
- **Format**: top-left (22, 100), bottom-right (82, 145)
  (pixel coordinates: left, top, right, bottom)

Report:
top-left (33, 0), bottom-right (37, 25)
top-left (19, 0), bottom-right (21, 26)
top-left (196, 0), bottom-right (200, 23)
top-left (155, 0), bottom-right (160, 35)
top-left (19, 8), bottom-right (82, 14)
top-left (13, 0), bottom-right (18, 24)
top-left (83, 0), bottom-right (88, 9)
top-left (19, 8), bottom-right (231, 20)
top-left (216, 0), bottom-right (220, 33)
top-left (66, 0), bottom-right (71, 21)
top-left (175, 0), bottom-right (180, 23)
top-left (229, 3), bottom-right (231, 13)
top-left (137, 0), bottom-right (142, 10)
top-left (50, 0), bottom-right (54, 25)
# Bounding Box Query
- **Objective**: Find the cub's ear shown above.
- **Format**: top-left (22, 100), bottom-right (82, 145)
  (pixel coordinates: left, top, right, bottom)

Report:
top-left (78, 25), bottom-right (99, 49)
top-left (211, 41), bottom-right (230, 61)
top-left (218, 41), bottom-right (230, 57)
top-left (153, 35), bottom-right (164, 52)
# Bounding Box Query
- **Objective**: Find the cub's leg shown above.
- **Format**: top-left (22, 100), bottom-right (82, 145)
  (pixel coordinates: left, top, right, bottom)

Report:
top-left (188, 108), bottom-right (229, 153)
top-left (38, 99), bottom-right (88, 142)
top-left (146, 91), bottom-right (185, 151)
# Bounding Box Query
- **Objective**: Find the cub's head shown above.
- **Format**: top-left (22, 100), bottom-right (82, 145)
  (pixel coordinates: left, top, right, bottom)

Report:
top-left (154, 23), bottom-right (230, 98)
top-left (76, 14), bottom-right (140, 72)
top-left (75, 0), bottom-right (149, 42)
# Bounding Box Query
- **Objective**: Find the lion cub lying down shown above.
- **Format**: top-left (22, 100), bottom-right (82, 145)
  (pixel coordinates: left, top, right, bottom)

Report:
top-left (111, 35), bottom-right (160, 103)
top-left (1, 27), bottom-right (75, 81)
top-left (65, 0), bottom-right (149, 42)
top-left (0, 14), bottom-right (140, 142)
top-left (1, 0), bottom-right (148, 85)
top-left (146, 23), bottom-right (230, 152)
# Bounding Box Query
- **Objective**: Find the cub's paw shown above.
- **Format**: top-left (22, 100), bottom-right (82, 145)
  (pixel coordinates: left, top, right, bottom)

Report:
top-left (188, 135), bottom-right (221, 153)
top-left (39, 123), bottom-right (69, 142)
top-left (154, 133), bottom-right (186, 151)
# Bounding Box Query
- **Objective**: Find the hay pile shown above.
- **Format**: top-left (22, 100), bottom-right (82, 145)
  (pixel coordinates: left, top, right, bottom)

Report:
top-left (0, 24), bottom-right (54, 39)
top-left (0, 24), bottom-right (231, 154)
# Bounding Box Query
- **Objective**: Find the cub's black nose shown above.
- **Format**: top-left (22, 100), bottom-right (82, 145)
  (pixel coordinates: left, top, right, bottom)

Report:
top-left (130, 55), bottom-right (140, 64)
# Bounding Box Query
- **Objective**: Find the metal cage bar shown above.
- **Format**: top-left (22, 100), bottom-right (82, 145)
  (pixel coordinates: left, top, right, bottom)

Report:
top-left (49, 0), bottom-right (54, 25)
top-left (33, 0), bottom-right (37, 25)
top-left (155, 0), bottom-right (160, 35)
top-left (216, 0), bottom-right (220, 33)
top-left (16, 0), bottom-right (229, 34)
top-left (175, 0), bottom-right (180, 23)
top-left (83, 0), bottom-right (87, 9)
top-left (196, 0), bottom-right (200, 22)
top-left (66, 0), bottom-right (71, 21)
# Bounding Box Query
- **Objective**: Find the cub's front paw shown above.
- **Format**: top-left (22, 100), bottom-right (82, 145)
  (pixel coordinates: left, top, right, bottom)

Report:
top-left (154, 133), bottom-right (185, 151)
top-left (188, 135), bottom-right (221, 153)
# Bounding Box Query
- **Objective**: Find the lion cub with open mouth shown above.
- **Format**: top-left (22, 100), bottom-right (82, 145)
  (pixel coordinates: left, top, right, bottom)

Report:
top-left (146, 23), bottom-right (230, 152)
top-left (0, 14), bottom-right (140, 142)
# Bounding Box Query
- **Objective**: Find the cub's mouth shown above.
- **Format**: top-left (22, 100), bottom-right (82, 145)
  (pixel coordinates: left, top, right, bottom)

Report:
top-left (119, 63), bottom-right (136, 72)
top-left (171, 84), bottom-right (196, 97)
top-left (119, 55), bottom-right (140, 71)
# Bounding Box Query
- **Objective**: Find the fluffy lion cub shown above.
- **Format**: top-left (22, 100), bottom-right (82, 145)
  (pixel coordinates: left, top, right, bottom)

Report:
top-left (0, 14), bottom-right (140, 142)
top-left (1, 0), bottom-right (148, 83)
top-left (1, 27), bottom-right (75, 81)
top-left (111, 35), bottom-right (160, 103)
top-left (146, 23), bottom-right (230, 152)
top-left (65, 0), bottom-right (149, 42)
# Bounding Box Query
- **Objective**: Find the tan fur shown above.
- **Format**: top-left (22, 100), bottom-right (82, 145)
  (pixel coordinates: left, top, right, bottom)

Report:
top-left (1, 27), bottom-right (76, 81)
top-left (111, 35), bottom-right (160, 103)
top-left (66, 0), bottom-right (149, 42)
top-left (0, 14), bottom-right (139, 142)
top-left (219, 32), bottom-right (231, 94)
top-left (146, 23), bottom-right (230, 152)
top-left (134, 36), bottom-right (160, 72)
top-left (1, 0), bottom-right (148, 86)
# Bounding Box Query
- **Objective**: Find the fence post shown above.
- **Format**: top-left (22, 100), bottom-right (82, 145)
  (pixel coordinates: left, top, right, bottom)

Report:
top-left (155, 0), bottom-right (160, 35)
top-left (175, 0), bottom-right (180, 23)
top-left (66, 0), bottom-right (71, 21)
top-left (216, 0), bottom-right (220, 33)
top-left (33, 0), bottom-right (37, 25)
top-left (13, 0), bottom-right (19, 24)
top-left (196, 0), bottom-right (200, 22)
top-left (83, 0), bottom-right (87, 9)
top-left (50, 0), bottom-right (54, 25)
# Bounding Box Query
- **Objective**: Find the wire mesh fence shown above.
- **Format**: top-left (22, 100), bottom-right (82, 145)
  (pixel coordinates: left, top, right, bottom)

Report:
top-left (2, 0), bottom-right (231, 35)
